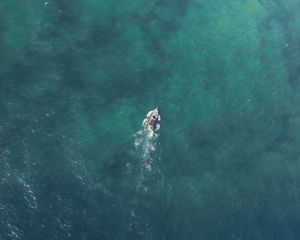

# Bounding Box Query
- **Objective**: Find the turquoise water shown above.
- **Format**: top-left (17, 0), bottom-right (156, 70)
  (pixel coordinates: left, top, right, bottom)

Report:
top-left (1, 0), bottom-right (300, 239)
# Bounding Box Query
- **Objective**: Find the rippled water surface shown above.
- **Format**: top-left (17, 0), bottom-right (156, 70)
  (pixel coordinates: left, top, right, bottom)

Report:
top-left (1, 0), bottom-right (300, 239)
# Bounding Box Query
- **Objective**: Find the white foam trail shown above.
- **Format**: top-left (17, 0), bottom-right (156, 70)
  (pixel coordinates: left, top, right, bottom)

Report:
top-left (124, 126), bottom-right (161, 240)
top-left (133, 128), bottom-right (159, 193)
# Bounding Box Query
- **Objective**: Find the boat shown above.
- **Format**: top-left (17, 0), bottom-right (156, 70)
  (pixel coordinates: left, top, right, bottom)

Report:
top-left (142, 107), bottom-right (161, 136)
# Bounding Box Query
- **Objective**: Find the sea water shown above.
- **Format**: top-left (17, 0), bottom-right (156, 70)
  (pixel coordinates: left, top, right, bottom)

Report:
top-left (1, 0), bottom-right (300, 239)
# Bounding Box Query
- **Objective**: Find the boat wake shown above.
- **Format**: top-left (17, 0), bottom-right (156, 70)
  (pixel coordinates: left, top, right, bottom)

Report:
top-left (133, 129), bottom-right (160, 193)
top-left (122, 124), bottom-right (163, 239)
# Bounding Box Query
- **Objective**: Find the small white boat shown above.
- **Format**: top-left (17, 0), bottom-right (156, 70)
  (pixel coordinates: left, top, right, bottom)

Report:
top-left (142, 107), bottom-right (161, 136)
